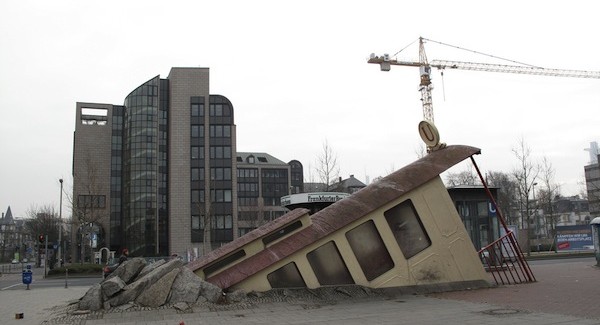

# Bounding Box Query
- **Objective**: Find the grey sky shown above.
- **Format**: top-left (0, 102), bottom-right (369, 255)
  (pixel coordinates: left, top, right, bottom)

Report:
top-left (1, 1), bottom-right (599, 218)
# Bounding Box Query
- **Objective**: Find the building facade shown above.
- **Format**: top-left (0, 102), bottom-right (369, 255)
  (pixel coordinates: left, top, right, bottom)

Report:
top-left (73, 68), bottom-right (300, 260)
top-left (585, 153), bottom-right (600, 219)
top-left (236, 153), bottom-right (296, 237)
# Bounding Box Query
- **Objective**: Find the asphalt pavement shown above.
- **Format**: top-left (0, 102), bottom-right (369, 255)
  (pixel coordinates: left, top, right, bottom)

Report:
top-left (0, 256), bottom-right (598, 325)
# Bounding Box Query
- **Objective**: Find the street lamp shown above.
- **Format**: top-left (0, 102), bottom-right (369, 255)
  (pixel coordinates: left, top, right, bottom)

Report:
top-left (58, 179), bottom-right (63, 267)
top-left (532, 182), bottom-right (538, 252)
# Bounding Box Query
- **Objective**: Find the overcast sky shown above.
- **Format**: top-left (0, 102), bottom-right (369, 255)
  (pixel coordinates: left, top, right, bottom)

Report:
top-left (1, 1), bottom-right (599, 218)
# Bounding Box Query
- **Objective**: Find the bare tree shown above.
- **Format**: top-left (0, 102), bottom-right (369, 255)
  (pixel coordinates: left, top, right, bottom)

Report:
top-left (537, 156), bottom-right (560, 251)
top-left (315, 139), bottom-right (340, 190)
top-left (71, 155), bottom-right (109, 263)
top-left (445, 163), bottom-right (479, 187)
top-left (511, 137), bottom-right (539, 255)
top-left (23, 204), bottom-right (60, 267)
top-left (487, 171), bottom-right (519, 226)
top-left (414, 143), bottom-right (427, 159)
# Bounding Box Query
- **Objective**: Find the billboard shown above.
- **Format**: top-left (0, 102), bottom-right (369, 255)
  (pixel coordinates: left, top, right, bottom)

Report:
top-left (556, 225), bottom-right (593, 251)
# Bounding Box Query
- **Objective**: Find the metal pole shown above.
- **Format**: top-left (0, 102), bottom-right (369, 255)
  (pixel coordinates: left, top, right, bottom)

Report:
top-left (44, 235), bottom-right (48, 278)
top-left (58, 179), bottom-right (63, 268)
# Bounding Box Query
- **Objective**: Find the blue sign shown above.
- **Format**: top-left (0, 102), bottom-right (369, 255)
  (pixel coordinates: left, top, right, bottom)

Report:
top-left (22, 270), bottom-right (32, 285)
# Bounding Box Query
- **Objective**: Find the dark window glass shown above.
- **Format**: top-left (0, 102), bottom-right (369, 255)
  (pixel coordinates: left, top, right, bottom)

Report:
top-left (345, 220), bottom-right (394, 281)
top-left (384, 200), bottom-right (431, 259)
top-left (307, 241), bottom-right (354, 285)
top-left (267, 262), bottom-right (306, 289)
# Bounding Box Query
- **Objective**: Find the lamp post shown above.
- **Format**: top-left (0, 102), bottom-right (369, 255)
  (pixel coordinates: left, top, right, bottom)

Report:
top-left (532, 182), bottom-right (538, 252)
top-left (58, 179), bottom-right (63, 267)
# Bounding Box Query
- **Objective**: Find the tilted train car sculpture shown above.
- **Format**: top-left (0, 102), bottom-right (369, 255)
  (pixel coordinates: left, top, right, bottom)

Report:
top-left (188, 145), bottom-right (491, 292)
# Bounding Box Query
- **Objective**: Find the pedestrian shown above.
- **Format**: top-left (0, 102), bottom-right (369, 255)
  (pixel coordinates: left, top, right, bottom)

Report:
top-left (118, 248), bottom-right (129, 264)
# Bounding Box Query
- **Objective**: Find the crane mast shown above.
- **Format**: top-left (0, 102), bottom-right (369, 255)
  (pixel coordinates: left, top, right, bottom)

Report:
top-left (368, 37), bottom-right (600, 127)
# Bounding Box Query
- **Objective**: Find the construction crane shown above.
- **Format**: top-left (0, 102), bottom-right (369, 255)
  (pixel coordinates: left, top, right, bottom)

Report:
top-left (368, 37), bottom-right (600, 126)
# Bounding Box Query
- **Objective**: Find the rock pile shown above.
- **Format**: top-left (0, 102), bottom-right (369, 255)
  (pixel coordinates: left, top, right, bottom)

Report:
top-left (78, 257), bottom-right (226, 311)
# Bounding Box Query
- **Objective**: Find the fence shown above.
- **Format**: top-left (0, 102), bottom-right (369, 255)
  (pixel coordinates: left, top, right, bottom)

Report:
top-left (478, 230), bottom-right (536, 285)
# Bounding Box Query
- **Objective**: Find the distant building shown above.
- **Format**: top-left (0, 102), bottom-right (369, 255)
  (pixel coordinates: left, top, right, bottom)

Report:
top-left (236, 152), bottom-right (297, 237)
top-left (328, 175), bottom-right (366, 194)
top-left (585, 153), bottom-right (600, 218)
top-left (303, 182), bottom-right (327, 192)
top-left (554, 195), bottom-right (591, 226)
top-left (0, 207), bottom-right (28, 263)
top-left (447, 185), bottom-right (500, 251)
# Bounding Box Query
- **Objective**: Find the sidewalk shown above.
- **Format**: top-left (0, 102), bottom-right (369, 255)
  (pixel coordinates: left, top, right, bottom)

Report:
top-left (1, 257), bottom-right (598, 324)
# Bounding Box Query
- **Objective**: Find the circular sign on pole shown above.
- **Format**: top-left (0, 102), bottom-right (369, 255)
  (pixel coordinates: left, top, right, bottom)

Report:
top-left (418, 120), bottom-right (445, 151)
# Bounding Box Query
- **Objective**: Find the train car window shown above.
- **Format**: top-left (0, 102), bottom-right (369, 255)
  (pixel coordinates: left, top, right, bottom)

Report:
top-left (384, 200), bottom-right (431, 259)
top-left (345, 220), bottom-right (394, 281)
top-left (307, 241), bottom-right (354, 285)
top-left (262, 220), bottom-right (303, 246)
top-left (203, 250), bottom-right (246, 277)
top-left (267, 262), bottom-right (306, 289)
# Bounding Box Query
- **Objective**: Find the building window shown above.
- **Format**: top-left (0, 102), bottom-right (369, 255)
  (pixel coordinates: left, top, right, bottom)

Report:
top-left (192, 190), bottom-right (205, 203)
top-left (191, 168), bottom-right (204, 181)
top-left (191, 146), bottom-right (204, 159)
top-left (209, 125), bottom-right (231, 138)
top-left (213, 215), bottom-right (233, 230)
top-left (77, 195), bottom-right (106, 209)
top-left (191, 103), bottom-right (204, 117)
top-left (209, 104), bottom-right (232, 117)
top-left (191, 125), bottom-right (204, 138)
top-left (210, 146), bottom-right (231, 159)
top-left (192, 215), bottom-right (201, 229)
top-left (211, 167), bottom-right (232, 181)
top-left (210, 189), bottom-right (232, 202)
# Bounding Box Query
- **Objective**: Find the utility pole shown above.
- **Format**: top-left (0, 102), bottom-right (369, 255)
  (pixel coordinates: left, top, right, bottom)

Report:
top-left (58, 179), bottom-right (63, 267)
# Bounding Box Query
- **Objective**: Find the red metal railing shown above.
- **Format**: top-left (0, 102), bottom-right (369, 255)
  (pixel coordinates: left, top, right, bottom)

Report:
top-left (471, 156), bottom-right (536, 285)
top-left (478, 230), bottom-right (535, 285)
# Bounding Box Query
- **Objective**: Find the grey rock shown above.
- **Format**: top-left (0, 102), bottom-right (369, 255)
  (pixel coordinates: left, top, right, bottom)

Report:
top-left (109, 258), bottom-right (147, 284)
top-left (136, 259), bottom-right (166, 281)
top-left (79, 284), bottom-right (103, 311)
top-left (200, 280), bottom-right (224, 303)
top-left (136, 268), bottom-right (180, 307)
top-left (101, 276), bottom-right (126, 297)
top-left (108, 258), bottom-right (184, 307)
top-left (226, 289), bottom-right (248, 303)
top-left (173, 302), bottom-right (189, 311)
top-left (169, 267), bottom-right (202, 303)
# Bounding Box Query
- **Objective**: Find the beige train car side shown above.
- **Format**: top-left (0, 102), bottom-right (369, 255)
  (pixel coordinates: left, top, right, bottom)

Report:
top-left (188, 145), bottom-right (490, 293)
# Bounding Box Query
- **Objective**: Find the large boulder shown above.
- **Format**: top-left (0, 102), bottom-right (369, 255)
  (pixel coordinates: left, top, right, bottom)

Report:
top-left (106, 258), bottom-right (184, 307)
top-left (200, 278), bottom-right (224, 303)
top-left (108, 257), bottom-right (147, 284)
top-left (135, 268), bottom-right (180, 307)
top-left (79, 283), bottom-right (103, 311)
top-left (101, 276), bottom-right (126, 297)
top-left (169, 267), bottom-right (203, 303)
top-left (135, 259), bottom-right (166, 281)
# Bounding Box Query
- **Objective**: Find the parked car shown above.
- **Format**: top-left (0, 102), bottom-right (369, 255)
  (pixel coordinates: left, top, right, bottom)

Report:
top-left (11, 259), bottom-right (18, 264)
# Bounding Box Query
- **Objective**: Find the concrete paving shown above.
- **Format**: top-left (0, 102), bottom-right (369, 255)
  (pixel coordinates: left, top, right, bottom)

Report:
top-left (1, 257), bottom-right (599, 325)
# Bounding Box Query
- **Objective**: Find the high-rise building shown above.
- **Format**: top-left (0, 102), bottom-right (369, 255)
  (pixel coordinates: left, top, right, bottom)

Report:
top-left (585, 153), bottom-right (600, 219)
top-left (73, 68), bottom-right (268, 260)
